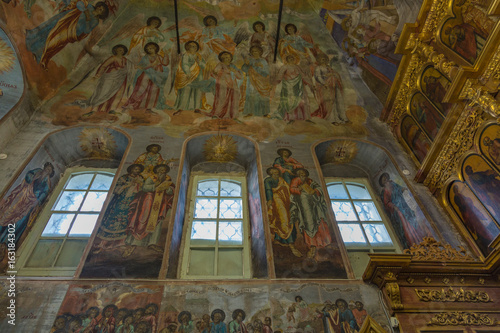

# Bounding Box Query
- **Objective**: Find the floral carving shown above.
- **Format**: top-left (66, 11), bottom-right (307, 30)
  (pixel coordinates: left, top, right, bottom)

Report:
top-left (415, 287), bottom-right (491, 303)
top-left (428, 312), bottom-right (498, 326)
top-left (403, 237), bottom-right (476, 261)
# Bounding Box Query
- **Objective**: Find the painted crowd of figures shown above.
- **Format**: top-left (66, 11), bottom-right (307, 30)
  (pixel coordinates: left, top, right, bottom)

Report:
top-left (51, 295), bottom-right (369, 333)
top-left (92, 144), bottom-right (176, 258)
top-left (265, 149), bottom-right (333, 259)
top-left (23, 1), bottom-right (348, 125)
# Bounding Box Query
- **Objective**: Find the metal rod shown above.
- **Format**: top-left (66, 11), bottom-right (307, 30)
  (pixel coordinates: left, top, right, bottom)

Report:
top-left (273, 0), bottom-right (284, 63)
top-left (174, 0), bottom-right (181, 54)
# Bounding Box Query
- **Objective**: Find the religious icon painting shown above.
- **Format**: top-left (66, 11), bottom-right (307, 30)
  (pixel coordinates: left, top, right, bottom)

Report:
top-left (408, 93), bottom-right (444, 141)
top-left (419, 66), bottom-right (452, 116)
top-left (400, 116), bottom-right (431, 164)
top-left (478, 122), bottom-right (500, 170)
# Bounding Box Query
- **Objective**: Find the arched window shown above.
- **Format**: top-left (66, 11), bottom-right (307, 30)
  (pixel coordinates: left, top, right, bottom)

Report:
top-left (326, 179), bottom-right (400, 278)
top-left (180, 174), bottom-right (251, 278)
top-left (17, 168), bottom-right (115, 276)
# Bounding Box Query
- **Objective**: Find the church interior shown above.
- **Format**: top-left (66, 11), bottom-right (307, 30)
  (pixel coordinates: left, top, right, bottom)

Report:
top-left (0, 0), bottom-right (500, 332)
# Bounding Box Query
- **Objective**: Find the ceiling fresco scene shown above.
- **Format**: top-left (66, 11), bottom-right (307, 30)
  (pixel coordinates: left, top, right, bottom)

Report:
top-left (0, 0), bottom-right (423, 141)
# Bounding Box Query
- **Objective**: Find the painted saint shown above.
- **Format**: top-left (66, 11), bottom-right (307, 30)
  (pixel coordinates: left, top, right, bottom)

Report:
top-left (241, 45), bottom-right (271, 117)
top-left (209, 51), bottom-right (242, 119)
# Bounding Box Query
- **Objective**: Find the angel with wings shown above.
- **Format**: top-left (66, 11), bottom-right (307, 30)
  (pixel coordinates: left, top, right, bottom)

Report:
top-left (278, 23), bottom-right (315, 64)
top-left (249, 21), bottom-right (275, 61)
top-left (128, 16), bottom-right (166, 56)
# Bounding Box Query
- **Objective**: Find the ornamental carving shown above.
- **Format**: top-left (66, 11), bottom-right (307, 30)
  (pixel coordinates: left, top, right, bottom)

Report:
top-left (403, 237), bottom-right (476, 261)
top-left (386, 282), bottom-right (404, 310)
top-left (428, 312), bottom-right (498, 326)
top-left (415, 287), bottom-right (491, 302)
top-left (419, 0), bottom-right (449, 41)
top-left (424, 106), bottom-right (487, 190)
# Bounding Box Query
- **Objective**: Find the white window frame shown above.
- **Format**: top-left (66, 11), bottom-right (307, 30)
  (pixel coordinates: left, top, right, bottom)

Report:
top-left (180, 172), bottom-right (252, 279)
top-left (16, 167), bottom-right (116, 277)
top-left (326, 178), bottom-right (401, 276)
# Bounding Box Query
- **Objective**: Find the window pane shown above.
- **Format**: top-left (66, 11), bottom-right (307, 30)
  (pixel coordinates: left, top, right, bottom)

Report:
top-left (331, 201), bottom-right (358, 221)
top-left (90, 174), bottom-right (114, 190)
top-left (353, 201), bottom-right (382, 221)
top-left (25, 239), bottom-right (63, 267)
top-left (346, 183), bottom-right (371, 199)
top-left (69, 214), bottom-right (99, 236)
top-left (363, 223), bottom-right (393, 245)
top-left (219, 199), bottom-right (242, 219)
top-left (53, 191), bottom-right (85, 211)
top-left (42, 214), bottom-right (74, 237)
top-left (189, 249), bottom-right (215, 276)
top-left (80, 191), bottom-right (108, 212)
top-left (191, 221), bottom-right (217, 245)
top-left (54, 239), bottom-right (88, 267)
top-left (218, 249), bottom-right (243, 276)
top-left (220, 180), bottom-right (241, 197)
top-left (65, 174), bottom-right (94, 190)
top-left (327, 183), bottom-right (348, 199)
top-left (339, 223), bottom-right (367, 244)
top-left (194, 199), bottom-right (218, 218)
top-left (197, 180), bottom-right (219, 196)
top-left (219, 222), bottom-right (243, 245)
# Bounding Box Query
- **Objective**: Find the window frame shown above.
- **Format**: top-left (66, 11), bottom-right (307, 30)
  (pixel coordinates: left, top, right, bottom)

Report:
top-left (180, 172), bottom-right (252, 279)
top-left (326, 178), bottom-right (401, 268)
top-left (16, 167), bottom-right (116, 277)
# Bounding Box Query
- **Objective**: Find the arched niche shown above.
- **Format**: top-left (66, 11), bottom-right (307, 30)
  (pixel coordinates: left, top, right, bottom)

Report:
top-left (166, 132), bottom-right (267, 278)
top-left (313, 138), bottom-right (439, 250)
top-left (0, 126), bottom-right (129, 273)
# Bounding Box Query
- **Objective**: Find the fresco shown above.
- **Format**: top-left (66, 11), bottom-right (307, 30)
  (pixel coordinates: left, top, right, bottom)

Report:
top-left (321, 0), bottom-right (422, 100)
top-left (50, 283), bottom-right (163, 333)
top-left (448, 180), bottom-right (500, 256)
top-left (419, 65), bottom-right (452, 116)
top-left (263, 144), bottom-right (347, 279)
top-left (81, 142), bottom-right (179, 278)
top-left (0, 0), bottom-right (376, 140)
top-left (400, 115), bottom-right (431, 163)
top-left (439, 0), bottom-right (494, 64)
top-left (479, 122), bottom-right (500, 170)
top-left (461, 154), bottom-right (500, 225)
top-left (408, 93), bottom-right (444, 141)
top-left (0, 28), bottom-right (24, 119)
top-left (49, 283), bottom-right (387, 333)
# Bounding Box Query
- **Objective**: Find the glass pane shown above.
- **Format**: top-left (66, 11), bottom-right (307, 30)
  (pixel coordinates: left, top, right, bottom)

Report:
top-left (219, 222), bottom-right (243, 245)
top-left (25, 239), bottom-right (63, 267)
top-left (353, 201), bottom-right (382, 221)
top-left (346, 183), bottom-right (371, 199)
top-left (363, 223), bottom-right (393, 245)
top-left (220, 180), bottom-right (241, 197)
top-left (197, 180), bottom-right (219, 196)
top-left (54, 240), bottom-right (88, 267)
top-left (69, 214), bottom-right (99, 236)
top-left (53, 191), bottom-right (85, 211)
top-left (339, 223), bottom-right (367, 244)
top-left (218, 249), bottom-right (243, 276)
top-left (331, 201), bottom-right (358, 221)
top-left (80, 192), bottom-right (108, 211)
top-left (194, 199), bottom-right (218, 218)
top-left (42, 214), bottom-right (74, 237)
top-left (219, 199), bottom-right (242, 219)
top-left (65, 174), bottom-right (94, 190)
top-left (90, 174), bottom-right (114, 190)
top-left (327, 183), bottom-right (348, 199)
top-left (189, 249), bottom-right (215, 276)
top-left (191, 221), bottom-right (217, 245)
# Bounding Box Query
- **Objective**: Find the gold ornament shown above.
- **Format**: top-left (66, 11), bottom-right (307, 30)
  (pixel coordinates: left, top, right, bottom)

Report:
top-left (78, 127), bottom-right (117, 159)
top-left (325, 140), bottom-right (358, 164)
top-left (403, 237), bottom-right (476, 261)
top-left (203, 135), bottom-right (238, 163)
top-left (415, 287), bottom-right (491, 302)
top-left (428, 312), bottom-right (498, 326)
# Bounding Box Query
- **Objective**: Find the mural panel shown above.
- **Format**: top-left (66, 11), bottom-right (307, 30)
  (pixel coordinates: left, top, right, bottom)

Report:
top-left (419, 65), bottom-right (452, 116)
top-left (409, 93), bottom-right (444, 141)
top-left (439, 0), bottom-right (494, 64)
top-left (81, 136), bottom-right (181, 279)
top-left (48, 283), bottom-right (388, 333)
top-left (461, 154), bottom-right (500, 225)
top-left (400, 116), bottom-right (431, 163)
top-left (0, 27), bottom-right (24, 119)
top-left (448, 180), bottom-right (500, 256)
top-left (263, 141), bottom-right (347, 279)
